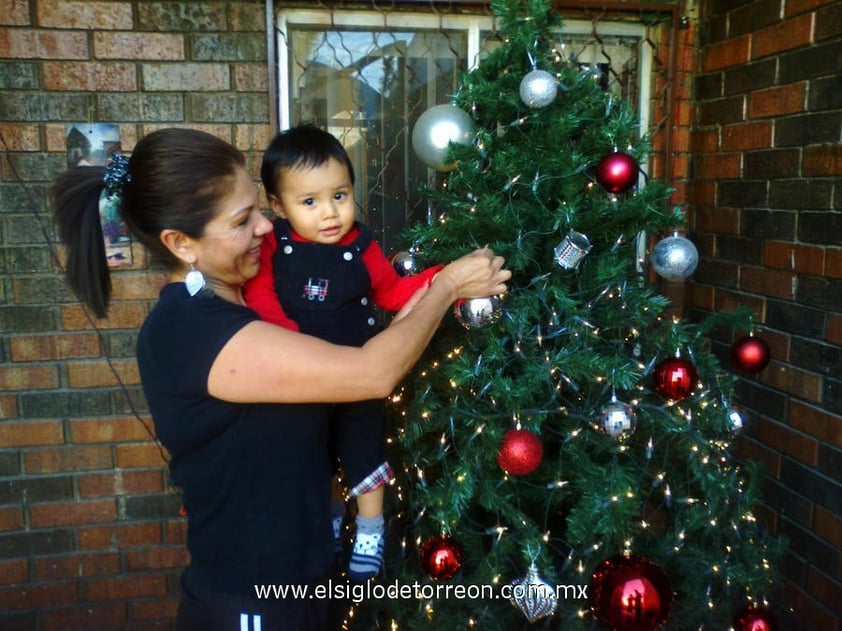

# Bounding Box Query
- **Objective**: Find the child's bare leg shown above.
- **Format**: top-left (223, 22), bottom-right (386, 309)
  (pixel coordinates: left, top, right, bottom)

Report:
top-left (355, 486), bottom-right (383, 519)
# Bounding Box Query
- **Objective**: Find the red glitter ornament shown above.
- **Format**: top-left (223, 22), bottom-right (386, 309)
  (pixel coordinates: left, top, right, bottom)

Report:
top-left (653, 356), bottom-right (698, 401)
top-left (419, 535), bottom-right (463, 580)
top-left (595, 151), bottom-right (639, 193)
top-left (732, 605), bottom-right (779, 631)
top-left (497, 428), bottom-right (543, 476)
top-left (731, 335), bottom-right (771, 373)
top-left (590, 553), bottom-right (672, 631)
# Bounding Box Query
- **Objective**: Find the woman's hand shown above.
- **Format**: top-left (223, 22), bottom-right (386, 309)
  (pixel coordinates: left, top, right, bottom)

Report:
top-left (433, 247), bottom-right (511, 301)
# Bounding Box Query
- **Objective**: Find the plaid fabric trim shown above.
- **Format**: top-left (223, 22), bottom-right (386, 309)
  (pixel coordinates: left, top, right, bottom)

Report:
top-left (348, 461), bottom-right (394, 497)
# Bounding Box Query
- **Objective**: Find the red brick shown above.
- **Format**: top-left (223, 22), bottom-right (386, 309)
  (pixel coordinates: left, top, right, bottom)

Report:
top-left (37, 1), bottom-right (133, 30)
top-left (694, 153), bottom-right (741, 179)
top-left (30, 499), bottom-right (116, 528)
top-left (234, 64), bottom-right (268, 92)
top-left (70, 417), bottom-right (155, 444)
top-left (0, 29), bottom-right (88, 60)
top-left (34, 552), bottom-right (120, 581)
top-left (78, 574), bottom-right (167, 601)
top-left (690, 129), bottom-right (719, 154)
top-left (0, 364), bottom-right (59, 391)
top-left (814, 506), bottom-right (842, 549)
top-left (740, 266), bottom-right (796, 300)
top-left (752, 14), bottom-right (814, 59)
top-left (115, 442), bottom-right (169, 469)
top-left (686, 180), bottom-right (716, 206)
top-left (78, 523), bottom-right (162, 550)
top-left (43, 61), bottom-right (137, 92)
top-left (0, 559), bottom-right (28, 585)
top-left (24, 445), bottom-right (113, 474)
top-left (66, 359), bottom-right (140, 388)
top-left (788, 400), bottom-right (842, 448)
top-left (703, 35), bottom-right (750, 72)
top-left (827, 248), bottom-right (842, 280)
top-left (722, 121), bottom-right (773, 150)
top-left (806, 566), bottom-right (842, 624)
top-left (760, 362), bottom-right (822, 402)
top-left (780, 579), bottom-right (841, 631)
top-left (685, 283), bottom-right (715, 311)
top-left (61, 302), bottom-right (148, 331)
top-left (125, 546), bottom-right (188, 571)
top-left (735, 435), bottom-right (782, 478)
top-left (130, 596), bottom-right (180, 623)
top-left (0, 582), bottom-right (76, 610)
top-left (0, 124), bottom-right (40, 151)
top-left (110, 273), bottom-right (166, 301)
top-left (694, 206), bottom-right (740, 234)
top-left (164, 518), bottom-right (187, 543)
top-left (754, 417), bottom-right (819, 466)
top-left (40, 602), bottom-right (128, 630)
top-left (787, 0), bottom-right (838, 16)
top-left (78, 469), bottom-right (164, 498)
top-left (748, 83), bottom-right (807, 119)
top-left (803, 144), bottom-right (842, 176)
top-left (0, 506), bottom-right (24, 532)
top-left (0, 0), bottom-right (29, 25)
top-left (0, 420), bottom-right (63, 448)
top-left (827, 312), bottom-right (842, 345)
top-left (93, 32), bottom-right (184, 60)
top-left (0, 395), bottom-right (18, 420)
top-left (763, 241), bottom-right (824, 274)
top-left (10, 333), bottom-right (101, 361)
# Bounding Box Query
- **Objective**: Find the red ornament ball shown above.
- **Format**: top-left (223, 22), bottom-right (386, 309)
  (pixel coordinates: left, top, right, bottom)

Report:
top-left (596, 151), bottom-right (639, 193)
top-left (732, 605), bottom-right (779, 631)
top-left (731, 335), bottom-right (771, 373)
top-left (497, 428), bottom-right (543, 476)
top-left (419, 535), bottom-right (463, 580)
top-left (653, 356), bottom-right (698, 401)
top-left (590, 554), bottom-right (672, 631)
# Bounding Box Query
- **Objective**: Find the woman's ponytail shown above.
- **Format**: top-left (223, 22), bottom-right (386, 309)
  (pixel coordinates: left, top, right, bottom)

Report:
top-left (50, 167), bottom-right (112, 318)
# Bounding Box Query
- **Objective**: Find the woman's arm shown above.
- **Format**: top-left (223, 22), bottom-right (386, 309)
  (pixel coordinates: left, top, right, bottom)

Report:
top-left (207, 248), bottom-right (509, 404)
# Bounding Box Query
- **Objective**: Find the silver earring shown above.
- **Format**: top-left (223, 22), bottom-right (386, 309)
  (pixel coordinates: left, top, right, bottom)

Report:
top-left (185, 264), bottom-right (206, 297)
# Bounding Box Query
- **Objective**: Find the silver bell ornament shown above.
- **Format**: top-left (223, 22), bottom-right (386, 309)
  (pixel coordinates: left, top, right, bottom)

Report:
top-left (519, 69), bottom-right (558, 108)
top-left (651, 233), bottom-right (699, 280)
top-left (454, 295), bottom-right (503, 329)
top-left (509, 563), bottom-right (559, 622)
top-left (391, 250), bottom-right (418, 276)
top-left (598, 394), bottom-right (637, 440)
top-left (411, 104), bottom-right (474, 171)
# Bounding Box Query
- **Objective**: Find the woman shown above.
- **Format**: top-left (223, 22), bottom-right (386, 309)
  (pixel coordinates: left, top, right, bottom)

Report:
top-left (50, 128), bottom-right (509, 630)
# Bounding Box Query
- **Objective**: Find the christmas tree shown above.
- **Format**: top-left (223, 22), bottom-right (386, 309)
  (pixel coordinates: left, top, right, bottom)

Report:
top-left (350, 1), bottom-right (784, 629)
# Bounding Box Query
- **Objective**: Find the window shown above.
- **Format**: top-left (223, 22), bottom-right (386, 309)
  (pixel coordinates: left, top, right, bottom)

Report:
top-left (274, 8), bottom-right (654, 254)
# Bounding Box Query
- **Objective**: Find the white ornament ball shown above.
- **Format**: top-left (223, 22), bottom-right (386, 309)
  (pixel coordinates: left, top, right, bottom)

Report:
top-left (651, 234), bottom-right (699, 280)
top-left (411, 104), bottom-right (474, 171)
top-left (454, 295), bottom-right (503, 329)
top-left (519, 69), bottom-right (558, 108)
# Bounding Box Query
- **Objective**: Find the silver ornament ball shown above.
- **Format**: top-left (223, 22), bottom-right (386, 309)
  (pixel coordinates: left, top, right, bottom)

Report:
top-left (726, 406), bottom-right (746, 434)
top-left (411, 104), bottom-right (474, 171)
top-left (391, 251), bottom-right (418, 276)
top-left (519, 69), bottom-right (558, 108)
top-left (454, 295), bottom-right (503, 329)
top-left (599, 398), bottom-right (637, 440)
top-left (651, 234), bottom-right (699, 280)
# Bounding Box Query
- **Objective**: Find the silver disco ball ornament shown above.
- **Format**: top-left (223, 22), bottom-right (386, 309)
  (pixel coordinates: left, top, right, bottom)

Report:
top-left (651, 233), bottom-right (699, 280)
top-left (726, 406), bottom-right (746, 434)
top-left (598, 396), bottom-right (637, 440)
top-left (519, 69), bottom-right (558, 108)
top-left (453, 295), bottom-right (503, 329)
top-left (391, 251), bottom-right (418, 276)
top-left (411, 104), bottom-right (474, 171)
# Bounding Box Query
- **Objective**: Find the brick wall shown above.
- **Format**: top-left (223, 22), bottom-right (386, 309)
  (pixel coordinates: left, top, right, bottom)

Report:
top-left (689, 0), bottom-right (842, 629)
top-left (0, 1), bottom-right (269, 629)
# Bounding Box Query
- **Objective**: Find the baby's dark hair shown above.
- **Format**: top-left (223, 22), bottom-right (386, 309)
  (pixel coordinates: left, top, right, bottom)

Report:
top-left (50, 128), bottom-right (246, 317)
top-left (261, 124), bottom-right (355, 198)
